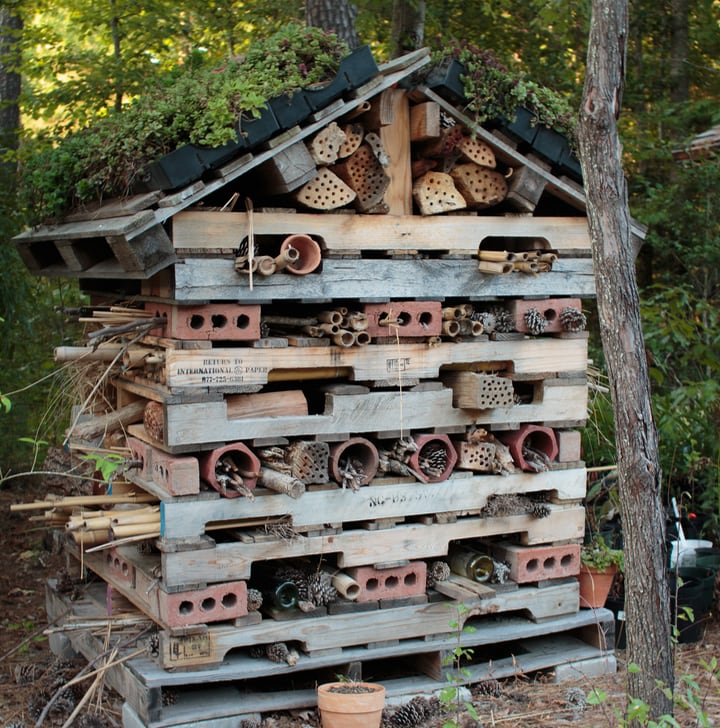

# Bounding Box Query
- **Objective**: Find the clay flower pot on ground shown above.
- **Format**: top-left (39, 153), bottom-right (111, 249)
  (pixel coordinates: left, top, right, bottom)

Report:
top-left (317, 682), bottom-right (386, 728)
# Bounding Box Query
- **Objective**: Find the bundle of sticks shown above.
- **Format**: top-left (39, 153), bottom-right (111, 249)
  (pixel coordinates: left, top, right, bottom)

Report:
top-left (478, 249), bottom-right (558, 275)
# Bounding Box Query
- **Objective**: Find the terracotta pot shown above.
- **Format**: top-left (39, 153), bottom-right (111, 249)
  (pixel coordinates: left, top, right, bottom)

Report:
top-left (279, 234), bottom-right (322, 275)
top-left (329, 437), bottom-right (380, 487)
top-left (317, 682), bottom-right (385, 728)
top-left (577, 563), bottom-right (617, 608)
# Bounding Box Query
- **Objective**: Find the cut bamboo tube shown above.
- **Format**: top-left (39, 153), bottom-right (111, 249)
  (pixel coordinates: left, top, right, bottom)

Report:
top-left (355, 331), bottom-right (371, 346)
top-left (10, 493), bottom-right (157, 512)
top-left (255, 255), bottom-right (277, 276)
top-left (478, 260), bottom-right (513, 275)
top-left (112, 522), bottom-right (160, 538)
top-left (442, 320), bottom-right (461, 337)
top-left (71, 531), bottom-right (109, 546)
top-left (257, 467), bottom-right (305, 499)
top-left (327, 571), bottom-right (361, 600)
top-left (514, 261), bottom-right (539, 274)
top-left (273, 247), bottom-right (299, 271)
top-left (333, 330), bottom-right (356, 347)
top-left (478, 250), bottom-right (517, 262)
top-left (442, 307), bottom-right (464, 320)
top-left (54, 345), bottom-right (125, 362)
top-left (318, 310), bottom-right (344, 325)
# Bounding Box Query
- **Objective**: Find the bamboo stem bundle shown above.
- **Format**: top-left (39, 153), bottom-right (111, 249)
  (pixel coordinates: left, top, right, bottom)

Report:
top-left (478, 260), bottom-right (514, 275)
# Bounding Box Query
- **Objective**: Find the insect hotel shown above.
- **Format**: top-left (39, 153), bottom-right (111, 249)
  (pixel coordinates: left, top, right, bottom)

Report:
top-left (14, 47), bottom-right (640, 727)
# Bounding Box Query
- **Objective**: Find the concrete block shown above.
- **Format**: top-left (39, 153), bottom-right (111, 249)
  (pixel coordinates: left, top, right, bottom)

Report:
top-left (556, 429), bottom-right (582, 462)
top-left (363, 301), bottom-right (442, 338)
top-left (491, 541), bottom-right (581, 583)
top-left (347, 561), bottom-right (427, 602)
top-left (147, 302), bottom-right (261, 341)
top-left (553, 653), bottom-right (617, 682)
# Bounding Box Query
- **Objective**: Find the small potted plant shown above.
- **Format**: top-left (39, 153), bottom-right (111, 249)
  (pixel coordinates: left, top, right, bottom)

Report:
top-left (578, 536), bottom-right (624, 609)
top-left (317, 679), bottom-right (386, 728)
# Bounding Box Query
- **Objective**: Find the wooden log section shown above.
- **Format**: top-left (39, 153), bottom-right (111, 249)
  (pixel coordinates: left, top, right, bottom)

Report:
top-left (68, 400), bottom-right (146, 441)
top-left (412, 172), bottom-right (467, 215)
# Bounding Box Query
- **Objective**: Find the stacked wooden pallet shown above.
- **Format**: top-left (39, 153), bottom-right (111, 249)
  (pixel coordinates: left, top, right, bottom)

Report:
top-left (27, 48), bottom-right (621, 727)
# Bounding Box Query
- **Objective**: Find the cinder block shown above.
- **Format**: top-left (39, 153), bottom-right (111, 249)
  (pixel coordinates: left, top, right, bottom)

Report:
top-left (346, 561), bottom-right (427, 602)
top-left (509, 297), bottom-right (582, 334)
top-left (363, 301), bottom-right (442, 338)
top-left (498, 424), bottom-right (558, 471)
top-left (127, 437), bottom-right (152, 481)
top-left (159, 581), bottom-right (249, 627)
top-left (491, 541), bottom-right (581, 583)
top-left (103, 548), bottom-right (136, 587)
top-left (147, 302), bottom-right (261, 341)
top-left (556, 429), bottom-right (582, 462)
top-left (553, 654), bottom-right (617, 682)
top-left (150, 449), bottom-right (200, 496)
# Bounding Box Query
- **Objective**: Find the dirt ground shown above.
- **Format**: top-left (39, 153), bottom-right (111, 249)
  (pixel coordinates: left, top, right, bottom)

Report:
top-left (1, 471), bottom-right (720, 728)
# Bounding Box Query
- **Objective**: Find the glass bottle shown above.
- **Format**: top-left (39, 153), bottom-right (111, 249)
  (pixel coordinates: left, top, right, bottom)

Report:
top-left (448, 544), bottom-right (495, 583)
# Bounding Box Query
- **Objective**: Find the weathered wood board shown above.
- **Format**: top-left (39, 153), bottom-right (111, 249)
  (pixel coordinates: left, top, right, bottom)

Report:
top-left (172, 210), bottom-right (592, 254)
top-left (143, 336), bottom-right (588, 390)
top-left (158, 506), bottom-right (586, 588)
top-left (171, 255), bottom-right (596, 302)
top-left (156, 468), bottom-right (585, 540)
top-left (121, 378), bottom-right (587, 449)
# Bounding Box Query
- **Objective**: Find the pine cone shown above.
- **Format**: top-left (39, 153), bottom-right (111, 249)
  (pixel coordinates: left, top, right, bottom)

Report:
top-left (306, 572), bottom-right (338, 607)
top-left (388, 696), bottom-right (440, 726)
top-left (418, 443), bottom-right (448, 478)
top-left (427, 560), bottom-right (451, 588)
top-left (266, 642), bottom-right (299, 666)
top-left (162, 689), bottom-right (178, 707)
top-left (489, 306), bottom-right (515, 333)
top-left (528, 501), bottom-right (551, 519)
top-left (247, 587), bottom-right (263, 612)
top-left (475, 678), bottom-right (503, 698)
top-left (524, 307), bottom-right (548, 336)
top-left (249, 645), bottom-right (267, 659)
top-left (560, 306), bottom-right (587, 332)
top-left (471, 310), bottom-right (497, 333)
top-left (14, 663), bottom-right (42, 685)
top-left (276, 564), bottom-right (308, 596)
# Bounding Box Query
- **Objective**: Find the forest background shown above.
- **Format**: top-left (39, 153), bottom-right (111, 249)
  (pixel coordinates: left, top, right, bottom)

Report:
top-left (0, 0), bottom-right (719, 537)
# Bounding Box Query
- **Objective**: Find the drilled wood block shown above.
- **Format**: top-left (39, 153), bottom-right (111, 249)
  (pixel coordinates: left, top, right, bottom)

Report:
top-left (307, 122), bottom-right (347, 166)
top-left (338, 123), bottom-right (364, 158)
top-left (491, 542), bottom-right (582, 583)
top-left (453, 441), bottom-right (496, 472)
top-left (412, 171), bottom-right (466, 215)
top-left (346, 561), bottom-right (427, 602)
top-left (286, 440), bottom-right (329, 484)
top-left (294, 167), bottom-right (356, 210)
top-left (458, 135), bottom-right (497, 168)
top-left (509, 298), bottom-right (583, 335)
top-left (147, 302), bottom-right (261, 341)
top-left (441, 371), bottom-right (515, 410)
top-left (362, 300), bottom-right (442, 337)
top-left (450, 163), bottom-right (507, 209)
top-left (332, 143), bottom-right (390, 212)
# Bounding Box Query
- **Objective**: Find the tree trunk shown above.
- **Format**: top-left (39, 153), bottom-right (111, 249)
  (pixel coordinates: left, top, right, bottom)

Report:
top-left (578, 0), bottom-right (673, 720)
top-left (0, 5), bottom-right (22, 173)
top-left (669, 0), bottom-right (689, 102)
top-left (391, 0), bottom-right (426, 58)
top-left (305, 0), bottom-right (361, 50)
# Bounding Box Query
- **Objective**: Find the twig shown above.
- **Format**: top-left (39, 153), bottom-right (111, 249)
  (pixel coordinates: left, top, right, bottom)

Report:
top-left (60, 646), bottom-right (119, 728)
top-left (0, 607), bottom-right (72, 662)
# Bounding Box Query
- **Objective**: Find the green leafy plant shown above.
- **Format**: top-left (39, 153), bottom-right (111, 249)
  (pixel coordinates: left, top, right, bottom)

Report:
top-left (79, 452), bottom-right (126, 483)
top-left (18, 23), bottom-right (348, 223)
top-left (582, 535), bottom-right (624, 573)
top-left (439, 603), bottom-right (479, 727)
top-left (434, 41), bottom-right (577, 142)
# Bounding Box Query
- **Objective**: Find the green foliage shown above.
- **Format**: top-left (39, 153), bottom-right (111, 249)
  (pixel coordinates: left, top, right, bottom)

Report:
top-left (587, 656), bottom-right (720, 727)
top-left (433, 41), bottom-right (577, 141)
top-left (581, 536), bottom-right (624, 573)
top-left (79, 452), bottom-right (126, 482)
top-left (18, 23), bottom-right (348, 222)
top-left (440, 603), bottom-right (479, 727)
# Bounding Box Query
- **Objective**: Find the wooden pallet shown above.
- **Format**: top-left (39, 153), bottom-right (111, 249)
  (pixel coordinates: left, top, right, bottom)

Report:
top-left (148, 468), bottom-right (585, 540)
top-left (169, 255), bottom-right (595, 303)
top-left (122, 336), bottom-right (588, 392)
top-left (172, 210), bottom-right (593, 256)
top-left (119, 376), bottom-right (587, 451)
top-left (158, 505), bottom-right (584, 589)
top-left (46, 579), bottom-right (614, 727)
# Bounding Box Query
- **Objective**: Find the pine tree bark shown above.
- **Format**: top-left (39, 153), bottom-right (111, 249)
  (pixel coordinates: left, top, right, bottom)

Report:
top-left (305, 0), bottom-right (361, 50)
top-left (391, 0), bottom-right (426, 58)
top-left (578, 0), bottom-right (673, 719)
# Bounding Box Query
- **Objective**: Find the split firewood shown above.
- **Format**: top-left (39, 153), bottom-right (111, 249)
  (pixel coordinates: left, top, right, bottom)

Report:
top-left (307, 121), bottom-right (347, 166)
top-left (450, 163), bottom-right (508, 209)
top-left (293, 167), bottom-right (356, 210)
top-left (68, 400), bottom-right (146, 442)
top-left (412, 172), bottom-right (466, 215)
top-left (257, 466), bottom-right (305, 499)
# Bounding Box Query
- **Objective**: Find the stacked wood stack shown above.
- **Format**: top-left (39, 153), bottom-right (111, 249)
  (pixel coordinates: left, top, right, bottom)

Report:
top-left (13, 49), bottom-right (627, 727)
